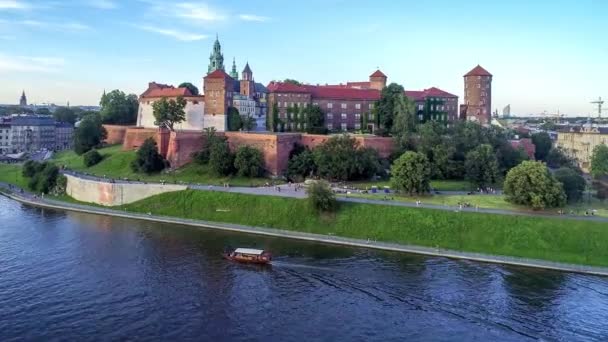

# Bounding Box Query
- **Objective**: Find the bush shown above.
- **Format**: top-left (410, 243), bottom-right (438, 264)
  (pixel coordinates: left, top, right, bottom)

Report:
top-left (130, 138), bottom-right (166, 174)
top-left (287, 148), bottom-right (315, 182)
top-left (234, 146), bottom-right (264, 177)
top-left (22, 161), bottom-right (60, 194)
top-left (83, 149), bottom-right (103, 167)
top-left (306, 180), bottom-right (338, 213)
top-left (554, 167), bottom-right (586, 203)
top-left (313, 135), bottom-right (382, 181)
top-left (504, 161), bottom-right (566, 210)
top-left (208, 137), bottom-right (234, 176)
top-left (74, 114), bottom-right (107, 155)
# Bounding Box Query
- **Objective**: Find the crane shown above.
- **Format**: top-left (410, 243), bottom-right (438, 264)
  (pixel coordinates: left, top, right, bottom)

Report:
top-left (591, 97), bottom-right (604, 118)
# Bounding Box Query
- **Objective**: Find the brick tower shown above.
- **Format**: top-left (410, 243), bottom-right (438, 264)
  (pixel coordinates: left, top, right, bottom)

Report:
top-left (240, 62), bottom-right (254, 97)
top-left (463, 65), bottom-right (492, 124)
top-left (369, 70), bottom-right (387, 91)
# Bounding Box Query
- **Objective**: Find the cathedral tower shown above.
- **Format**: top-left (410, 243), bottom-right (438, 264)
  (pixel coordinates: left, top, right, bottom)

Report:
top-left (240, 62), bottom-right (254, 97)
top-left (208, 35), bottom-right (225, 74)
top-left (19, 90), bottom-right (27, 107)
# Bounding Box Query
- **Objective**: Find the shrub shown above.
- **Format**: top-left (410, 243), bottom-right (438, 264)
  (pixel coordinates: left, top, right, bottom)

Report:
top-left (554, 167), bottom-right (586, 203)
top-left (287, 148), bottom-right (315, 182)
top-left (83, 149), bottom-right (103, 167)
top-left (306, 180), bottom-right (338, 213)
top-left (130, 138), bottom-right (166, 174)
top-left (74, 114), bottom-right (106, 155)
top-left (208, 137), bottom-right (234, 176)
top-left (390, 151), bottom-right (431, 195)
top-left (234, 146), bottom-right (264, 177)
top-left (22, 161), bottom-right (60, 194)
top-left (504, 161), bottom-right (566, 210)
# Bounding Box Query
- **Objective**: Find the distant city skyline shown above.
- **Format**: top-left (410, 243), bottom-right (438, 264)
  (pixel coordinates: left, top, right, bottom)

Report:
top-left (0, 0), bottom-right (606, 116)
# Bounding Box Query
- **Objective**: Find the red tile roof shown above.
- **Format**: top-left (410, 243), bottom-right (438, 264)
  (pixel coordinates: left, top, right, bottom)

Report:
top-left (464, 65), bottom-right (492, 77)
top-left (266, 81), bottom-right (309, 93)
top-left (308, 86), bottom-right (380, 100)
top-left (140, 82), bottom-right (193, 98)
top-left (422, 87), bottom-right (457, 98)
top-left (369, 69), bottom-right (387, 78)
top-left (205, 69), bottom-right (233, 79)
top-left (404, 90), bottom-right (425, 101)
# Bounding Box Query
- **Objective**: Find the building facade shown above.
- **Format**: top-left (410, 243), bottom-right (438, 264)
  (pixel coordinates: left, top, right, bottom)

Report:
top-left (0, 115), bottom-right (73, 153)
top-left (0, 122), bottom-right (11, 154)
top-left (137, 82), bottom-right (205, 131)
top-left (462, 65), bottom-right (492, 125)
top-left (556, 126), bottom-right (608, 172)
top-left (266, 70), bottom-right (458, 132)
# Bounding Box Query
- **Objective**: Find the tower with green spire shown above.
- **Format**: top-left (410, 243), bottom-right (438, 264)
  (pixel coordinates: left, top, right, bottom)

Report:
top-left (229, 57), bottom-right (238, 79)
top-left (208, 34), bottom-right (225, 74)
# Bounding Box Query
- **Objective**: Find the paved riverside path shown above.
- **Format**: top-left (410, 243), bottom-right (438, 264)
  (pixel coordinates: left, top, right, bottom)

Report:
top-left (1, 184), bottom-right (608, 277)
top-left (58, 170), bottom-right (608, 223)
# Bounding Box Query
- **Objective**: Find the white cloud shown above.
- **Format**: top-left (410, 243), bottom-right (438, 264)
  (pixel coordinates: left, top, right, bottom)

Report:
top-left (143, 1), bottom-right (226, 23)
top-left (238, 14), bottom-right (269, 22)
top-left (86, 0), bottom-right (117, 9)
top-left (18, 19), bottom-right (91, 32)
top-left (135, 25), bottom-right (207, 41)
top-left (0, 53), bottom-right (64, 73)
top-left (0, 0), bottom-right (30, 10)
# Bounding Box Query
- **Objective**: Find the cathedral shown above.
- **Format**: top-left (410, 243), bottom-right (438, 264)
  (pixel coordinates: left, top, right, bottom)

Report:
top-left (137, 36), bottom-right (267, 132)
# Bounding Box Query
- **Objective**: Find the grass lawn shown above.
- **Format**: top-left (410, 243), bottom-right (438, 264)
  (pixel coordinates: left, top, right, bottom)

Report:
top-left (345, 193), bottom-right (521, 211)
top-left (0, 163), bottom-right (29, 189)
top-left (347, 179), bottom-right (480, 192)
top-left (121, 190), bottom-right (608, 267)
top-left (52, 145), bottom-right (269, 187)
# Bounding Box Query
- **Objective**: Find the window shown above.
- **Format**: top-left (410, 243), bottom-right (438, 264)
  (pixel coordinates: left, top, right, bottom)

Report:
top-left (313, 102), bottom-right (318, 106)
top-left (327, 123), bottom-right (333, 130)
top-left (418, 104), bottom-right (423, 111)
top-left (354, 113), bottom-right (361, 120)
top-left (369, 103), bottom-right (374, 109)
top-left (327, 113), bottom-right (333, 120)
top-left (355, 123), bottom-right (361, 130)
top-left (368, 113), bottom-right (373, 120)
top-left (327, 103), bottom-right (333, 109)
top-left (341, 113), bottom-right (347, 120)
top-left (341, 103), bottom-right (347, 109)
top-left (355, 103), bottom-right (361, 109)
top-left (341, 123), bottom-right (347, 131)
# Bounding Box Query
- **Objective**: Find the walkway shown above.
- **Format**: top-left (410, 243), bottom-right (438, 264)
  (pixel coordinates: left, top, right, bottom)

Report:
top-left (1, 186), bottom-right (607, 277)
top-left (60, 170), bottom-right (608, 223)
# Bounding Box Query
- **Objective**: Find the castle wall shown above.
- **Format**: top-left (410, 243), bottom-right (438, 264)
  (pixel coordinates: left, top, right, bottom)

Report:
top-left (122, 127), bottom-right (158, 150)
top-left (103, 125), bottom-right (132, 145)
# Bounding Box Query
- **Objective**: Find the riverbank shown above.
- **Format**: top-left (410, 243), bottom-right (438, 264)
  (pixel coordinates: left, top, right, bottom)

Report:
top-left (2, 188), bottom-right (608, 276)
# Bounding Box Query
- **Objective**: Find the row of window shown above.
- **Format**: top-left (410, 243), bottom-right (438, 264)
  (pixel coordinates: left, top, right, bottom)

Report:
top-left (326, 123), bottom-right (363, 131)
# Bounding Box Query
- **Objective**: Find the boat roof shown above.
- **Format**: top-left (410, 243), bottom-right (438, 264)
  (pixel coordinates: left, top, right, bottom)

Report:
top-left (234, 248), bottom-right (265, 255)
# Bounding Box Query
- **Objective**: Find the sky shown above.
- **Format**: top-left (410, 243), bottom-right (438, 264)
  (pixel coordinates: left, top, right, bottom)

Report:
top-left (0, 0), bottom-right (606, 116)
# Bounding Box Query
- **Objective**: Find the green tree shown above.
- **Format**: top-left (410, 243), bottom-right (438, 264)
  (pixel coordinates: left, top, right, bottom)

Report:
top-left (590, 144), bottom-right (608, 179)
top-left (270, 102), bottom-right (279, 132)
top-left (234, 146), bottom-right (264, 177)
top-left (227, 106), bottom-right (242, 131)
top-left (99, 89), bottom-right (139, 124)
top-left (22, 161), bottom-right (60, 194)
top-left (83, 149), bottom-right (103, 167)
top-left (178, 82), bottom-right (199, 95)
top-left (313, 135), bottom-right (381, 181)
top-left (497, 142), bottom-right (529, 174)
top-left (305, 105), bottom-right (326, 134)
top-left (283, 79), bottom-right (302, 86)
top-left (152, 97), bottom-right (186, 131)
top-left (287, 148), bottom-right (315, 182)
top-left (306, 180), bottom-right (338, 213)
top-left (465, 144), bottom-right (500, 189)
top-left (373, 83), bottom-right (405, 133)
top-left (503, 161), bottom-right (566, 210)
top-left (209, 136), bottom-right (234, 176)
top-left (74, 114), bottom-right (107, 155)
top-left (241, 115), bottom-right (256, 131)
top-left (390, 151), bottom-right (431, 195)
top-left (130, 138), bottom-right (166, 174)
top-left (53, 107), bottom-right (77, 124)
top-left (554, 167), bottom-right (586, 203)
top-left (546, 147), bottom-right (578, 170)
top-left (531, 132), bottom-right (552, 161)
top-left (391, 94), bottom-right (417, 137)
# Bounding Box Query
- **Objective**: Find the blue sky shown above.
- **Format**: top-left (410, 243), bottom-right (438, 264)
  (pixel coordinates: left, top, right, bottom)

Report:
top-left (0, 0), bottom-right (606, 116)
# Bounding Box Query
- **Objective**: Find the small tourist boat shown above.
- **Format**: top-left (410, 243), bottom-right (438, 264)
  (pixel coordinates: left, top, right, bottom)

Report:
top-left (223, 248), bottom-right (272, 265)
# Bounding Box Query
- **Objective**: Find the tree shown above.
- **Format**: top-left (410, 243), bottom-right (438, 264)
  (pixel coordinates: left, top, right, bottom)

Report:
top-left (152, 96), bottom-right (186, 131)
top-left (283, 79), bottom-right (302, 86)
top-left (497, 142), bottom-right (529, 174)
top-left (554, 167), bottom-right (586, 203)
top-left (53, 107), bottom-right (77, 124)
top-left (99, 89), bottom-right (139, 125)
top-left (313, 135), bottom-right (381, 181)
top-left (208, 136), bottom-right (234, 176)
top-left (531, 132), bottom-right (552, 161)
top-left (178, 82), bottom-right (199, 95)
top-left (270, 102), bottom-right (279, 132)
top-left (503, 161), bottom-right (566, 210)
top-left (390, 151), bottom-right (431, 195)
top-left (83, 149), bottom-right (103, 167)
top-left (546, 147), bottom-right (578, 170)
top-left (373, 83), bottom-right (405, 133)
top-left (306, 180), bottom-right (338, 213)
top-left (465, 144), bottom-right (500, 189)
top-left (241, 115), bottom-right (256, 131)
top-left (22, 161), bottom-right (60, 194)
top-left (590, 144), bottom-right (608, 179)
top-left (287, 148), bottom-right (315, 182)
top-left (130, 138), bottom-right (166, 174)
top-left (391, 94), bottom-right (417, 137)
top-left (74, 114), bottom-right (107, 155)
top-left (227, 106), bottom-right (242, 131)
top-left (234, 146), bottom-right (264, 177)
top-left (305, 105), bottom-right (326, 134)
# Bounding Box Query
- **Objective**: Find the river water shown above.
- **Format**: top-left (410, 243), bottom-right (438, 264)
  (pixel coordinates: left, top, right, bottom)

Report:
top-left (1, 196), bottom-right (608, 341)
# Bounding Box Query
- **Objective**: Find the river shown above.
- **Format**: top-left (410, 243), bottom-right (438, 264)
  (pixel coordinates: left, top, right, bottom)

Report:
top-left (1, 196), bottom-right (608, 341)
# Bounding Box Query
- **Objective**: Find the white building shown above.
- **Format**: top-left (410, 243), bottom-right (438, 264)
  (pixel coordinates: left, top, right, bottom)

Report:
top-left (137, 82), bottom-right (205, 131)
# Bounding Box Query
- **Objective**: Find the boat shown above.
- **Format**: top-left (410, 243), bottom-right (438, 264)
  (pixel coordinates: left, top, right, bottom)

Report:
top-left (223, 248), bottom-right (272, 265)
